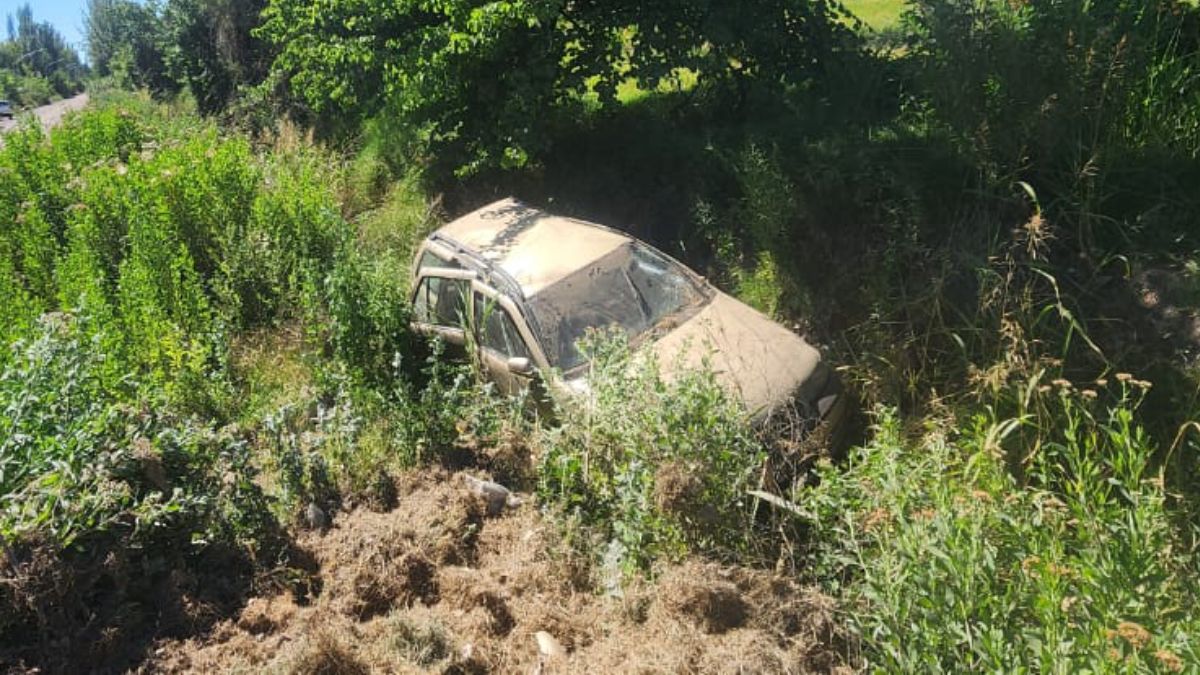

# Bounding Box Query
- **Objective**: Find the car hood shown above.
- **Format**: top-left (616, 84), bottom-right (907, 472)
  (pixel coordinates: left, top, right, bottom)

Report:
top-left (648, 291), bottom-right (824, 415)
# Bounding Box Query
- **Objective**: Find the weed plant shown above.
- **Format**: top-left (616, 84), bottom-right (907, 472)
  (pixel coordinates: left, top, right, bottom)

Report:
top-left (805, 386), bottom-right (1198, 671)
top-left (538, 331), bottom-right (767, 573)
top-left (0, 99), bottom-right (349, 656)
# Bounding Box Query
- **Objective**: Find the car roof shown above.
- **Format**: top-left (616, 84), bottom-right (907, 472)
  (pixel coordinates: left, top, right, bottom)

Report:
top-left (433, 197), bottom-right (631, 297)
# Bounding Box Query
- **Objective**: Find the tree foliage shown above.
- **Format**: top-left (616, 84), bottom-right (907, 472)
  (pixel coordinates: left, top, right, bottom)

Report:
top-left (86, 0), bottom-right (274, 113)
top-left (0, 4), bottom-right (86, 105)
top-left (258, 0), bottom-right (861, 175)
top-left (85, 0), bottom-right (177, 94)
top-left (163, 0), bottom-right (274, 114)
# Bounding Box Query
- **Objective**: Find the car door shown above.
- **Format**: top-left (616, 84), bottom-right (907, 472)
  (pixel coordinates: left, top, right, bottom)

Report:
top-left (411, 269), bottom-right (474, 360)
top-left (471, 284), bottom-right (539, 396)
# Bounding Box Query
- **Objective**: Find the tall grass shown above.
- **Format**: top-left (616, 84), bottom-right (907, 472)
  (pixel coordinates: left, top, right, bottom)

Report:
top-left (538, 332), bottom-right (768, 573)
top-left (805, 387), bottom-right (1198, 671)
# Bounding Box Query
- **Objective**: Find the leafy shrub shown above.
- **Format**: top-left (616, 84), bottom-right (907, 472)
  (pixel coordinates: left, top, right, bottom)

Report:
top-left (0, 314), bottom-right (276, 555)
top-left (904, 0), bottom-right (1200, 249)
top-left (11, 73), bottom-right (55, 107)
top-left (323, 248), bottom-right (415, 390)
top-left (0, 102), bottom-right (351, 408)
top-left (538, 332), bottom-right (765, 572)
top-left (0, 315), bottom-right (283, 657)
top-left (388, 339), bottom-right (513, 467)
top-left (261, 398), bottom-right (345, 521)
top-left (805, 385), bottom-right (1200, 670)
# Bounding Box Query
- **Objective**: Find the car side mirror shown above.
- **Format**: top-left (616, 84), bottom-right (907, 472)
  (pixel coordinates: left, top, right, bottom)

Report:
top-left (506, 356), bottom-right (534, 376)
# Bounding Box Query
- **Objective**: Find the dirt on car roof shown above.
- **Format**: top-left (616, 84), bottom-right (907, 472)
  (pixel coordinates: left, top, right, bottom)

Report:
top-left (136, 467), bottom-right (851, 674)
top-left (434, 197), bottom-right (631, 296)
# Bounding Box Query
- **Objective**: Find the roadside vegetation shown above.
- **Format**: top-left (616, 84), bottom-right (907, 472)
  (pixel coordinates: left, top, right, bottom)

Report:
top-left (0, 4), bottom-right (86, 108)
top-left (2, 0), bottom-right (1200, 671)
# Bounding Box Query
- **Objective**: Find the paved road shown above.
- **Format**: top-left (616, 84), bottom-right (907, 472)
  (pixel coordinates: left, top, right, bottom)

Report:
top-left (0, 93), bottom-right (90, 134)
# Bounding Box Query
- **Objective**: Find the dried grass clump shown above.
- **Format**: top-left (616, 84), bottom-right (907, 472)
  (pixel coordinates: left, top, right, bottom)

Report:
top-left (346, 551), bottom-right (438, 619)
top-left (651, 564), bottom-right (749, 634)
top-left (290, 630), bottom-right (369, 675)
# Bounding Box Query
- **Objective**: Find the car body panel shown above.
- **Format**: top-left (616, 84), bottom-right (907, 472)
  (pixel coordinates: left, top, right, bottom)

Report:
top-left (470, 280), bottom-right (542, 396)
top-left (649, 291), bottom-right (823, 417)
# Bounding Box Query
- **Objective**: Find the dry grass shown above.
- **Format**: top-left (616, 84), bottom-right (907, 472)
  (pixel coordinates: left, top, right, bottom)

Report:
top-left (140, 467), bottom-right (848, 674)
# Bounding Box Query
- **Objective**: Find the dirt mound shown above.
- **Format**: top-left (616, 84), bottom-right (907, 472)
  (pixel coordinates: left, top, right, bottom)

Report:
top-left (651, 565), bottom-right (749, 634)
top-left (0, 532), bottom-right (266, 673)
top-left (139, 468), bottom-right (849, 674)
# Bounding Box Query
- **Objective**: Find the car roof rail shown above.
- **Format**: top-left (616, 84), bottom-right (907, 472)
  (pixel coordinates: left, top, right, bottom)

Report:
top-left (428, 232), bottom-right (527, 302)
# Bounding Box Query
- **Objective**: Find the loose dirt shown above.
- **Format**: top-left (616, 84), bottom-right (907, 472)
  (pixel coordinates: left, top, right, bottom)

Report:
top-left (136, 468), bottom-right (848, 674)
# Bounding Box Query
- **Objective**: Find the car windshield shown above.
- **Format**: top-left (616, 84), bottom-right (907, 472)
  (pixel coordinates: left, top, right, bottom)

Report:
top-left (527, 242), bottom-right (707, 371)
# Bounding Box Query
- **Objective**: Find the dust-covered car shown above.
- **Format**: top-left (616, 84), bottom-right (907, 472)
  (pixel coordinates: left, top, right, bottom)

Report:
top-left (410, 198), bottom-right (852, 449)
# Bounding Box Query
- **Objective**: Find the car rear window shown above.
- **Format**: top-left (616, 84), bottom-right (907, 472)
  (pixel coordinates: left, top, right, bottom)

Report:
top-left (413, 276), bottom-right (468, 327)
top-left (418, 248), bottom-right (462, 271)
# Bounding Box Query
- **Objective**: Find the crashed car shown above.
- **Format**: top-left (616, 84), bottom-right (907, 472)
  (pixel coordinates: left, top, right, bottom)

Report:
top-left (410, 198), bottom-right (852, 449)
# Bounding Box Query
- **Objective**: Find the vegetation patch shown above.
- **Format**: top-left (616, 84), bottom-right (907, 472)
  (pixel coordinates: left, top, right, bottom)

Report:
top-left (2, 0), bottom-right (1200, 670)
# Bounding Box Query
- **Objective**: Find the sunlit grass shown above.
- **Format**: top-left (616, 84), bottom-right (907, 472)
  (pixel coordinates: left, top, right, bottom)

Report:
top-left (842, 0), bottom-right (905, 30)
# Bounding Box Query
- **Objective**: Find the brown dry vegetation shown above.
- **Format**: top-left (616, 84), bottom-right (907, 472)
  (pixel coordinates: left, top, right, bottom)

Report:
top-left (136, 468), bottom-right (847, 674)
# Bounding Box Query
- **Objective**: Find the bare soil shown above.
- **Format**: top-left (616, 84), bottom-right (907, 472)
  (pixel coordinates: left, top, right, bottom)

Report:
top-left (134, 468), bottom-right (849, 674)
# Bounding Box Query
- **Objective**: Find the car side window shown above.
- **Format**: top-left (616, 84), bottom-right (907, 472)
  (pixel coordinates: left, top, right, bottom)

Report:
top-left (414, 276), bottom-right (468, 327)
top-left (419, 249), bottom-right (462, 271)
top-left (474, 293), bottom-right (531, 359)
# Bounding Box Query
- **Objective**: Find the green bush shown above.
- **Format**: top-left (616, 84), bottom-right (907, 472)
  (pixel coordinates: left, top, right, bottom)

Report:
top-left (0, 315), bottom-right (282, 648)
top-left (323, 248), bottom-right (415, 390)
top-left (388, 338), bottom-right (509, 467)
top-left (0, 315), bottom-right (273, 553)
top-left (538, 332), bottom-right (765, 572)
top-left (805, 385), bottom-right (1199, 670)
top-left (904, 0), bottom-right (1200, 249)
top-left (0, 103), bottom-right (351, 404)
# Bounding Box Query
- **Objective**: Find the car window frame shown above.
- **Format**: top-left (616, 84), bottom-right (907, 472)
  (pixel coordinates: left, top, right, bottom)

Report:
top-left (414, 240), bottom-right (464, 274)
top-left (411, 268), bottom-right (476, 345)
top-left (470, 280), bottom-right (547, 370)
top-left (473, 291), bottom-right (530, 360)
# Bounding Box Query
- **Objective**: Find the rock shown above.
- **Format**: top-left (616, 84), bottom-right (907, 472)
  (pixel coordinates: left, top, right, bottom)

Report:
top-left (304, 502), bottom-right (329, 531)
top-left (462, 475), bottom-right (517, 516)
top-left (534, 631), bottom-right (566, 660)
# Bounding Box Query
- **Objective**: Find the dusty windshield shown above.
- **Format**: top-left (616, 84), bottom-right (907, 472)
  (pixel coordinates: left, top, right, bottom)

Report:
top-left (527, 242), bottom-right (707, 371)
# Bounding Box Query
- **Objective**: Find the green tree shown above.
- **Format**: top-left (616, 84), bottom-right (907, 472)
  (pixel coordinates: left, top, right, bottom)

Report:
top-left (163, 0), bottom-right (274, 114)
top-left (0, 4), bottom-right (86, 101)
top-left (85, 0), bottom-right (177, 94)
top-left (258, 0), bottom-right (861, 176)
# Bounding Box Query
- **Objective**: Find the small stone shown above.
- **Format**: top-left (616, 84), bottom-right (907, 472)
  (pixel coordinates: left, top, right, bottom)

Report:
top-left (304, 502), bottom-right (328, 530)
top-left (535, 631), bottom-right (566, 660)
top-left (462, 475), bottom-right (512, 516)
